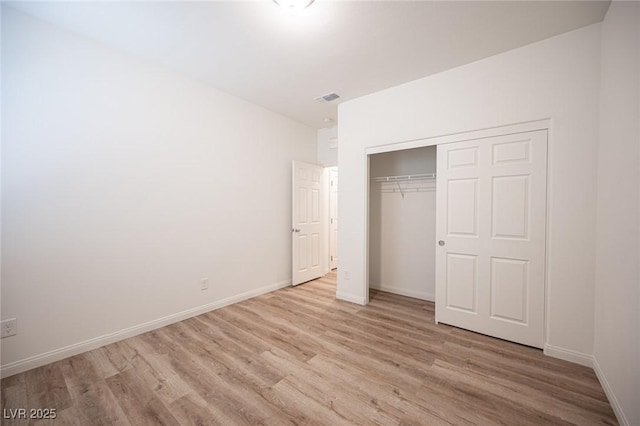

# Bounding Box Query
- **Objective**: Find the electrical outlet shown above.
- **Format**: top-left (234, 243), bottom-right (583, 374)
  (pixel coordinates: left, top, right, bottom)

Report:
top-left (344, 270), bottom-right (350, 280)
top-left (200, 278), bottom-right (209, 291)
top-left (1, 318), bottom-right (17, 338)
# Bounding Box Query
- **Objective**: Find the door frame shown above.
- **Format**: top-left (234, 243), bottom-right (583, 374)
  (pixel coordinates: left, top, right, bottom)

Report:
top-left (364, 119), bottom-right (552, 341)
top-left (328, 167), bottom-right (338, 270)
top-left (322, 166), bottom-right (338, 275)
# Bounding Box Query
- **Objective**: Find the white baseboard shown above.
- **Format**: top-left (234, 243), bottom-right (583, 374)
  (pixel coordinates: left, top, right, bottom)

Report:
top-left (371, 284), bottom-right (434, 302)
top-left (543, 343), bottom-right (593, 367)
top-left (543, 344), bottom-right (629, 424)
top-left (0, 279), bottom-right (291, 378)
top-left (336, 291), bottom-right (366, 305)
top-left (592, 356), bottom-right (629, 426)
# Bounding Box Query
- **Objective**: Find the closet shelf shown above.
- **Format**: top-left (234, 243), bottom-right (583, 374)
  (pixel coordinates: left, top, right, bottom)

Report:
top-left (372, 173), bottom-right (436, 182)
top-left (380, 187), bottom-right (435, 194)
top-left (375, 173), bottom-right (436, 198)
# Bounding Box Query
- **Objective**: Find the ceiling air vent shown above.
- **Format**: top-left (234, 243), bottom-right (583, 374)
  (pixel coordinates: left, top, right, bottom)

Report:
top-left (315, 92), bottom-right (341, 103)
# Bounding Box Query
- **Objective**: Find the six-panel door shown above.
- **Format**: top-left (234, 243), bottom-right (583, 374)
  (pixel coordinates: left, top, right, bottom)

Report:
top-left (292, 161), bottom-right (323, 285)
top-left (435, 130), bottom-right (547, 348)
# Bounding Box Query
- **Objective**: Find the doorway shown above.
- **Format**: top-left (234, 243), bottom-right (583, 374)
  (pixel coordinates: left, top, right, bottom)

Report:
top-left (329, 167), bottom-right (338, 270)
top-left (368, 147), bottom-right (436, 301)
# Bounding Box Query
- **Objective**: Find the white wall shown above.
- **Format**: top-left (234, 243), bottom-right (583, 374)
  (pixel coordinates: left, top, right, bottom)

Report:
top-left (369, 147), bottom-right (436, 300)
top-left (369, 147), bottom-right (436, 177)
top-left (0, 8), bottom-right (317, 375)
top-left (594, 2), bottom-right (640, 425)
top-left (338, 24), bottom-right (601, 359)
top-left (317, 125), bottom-right (338, 167)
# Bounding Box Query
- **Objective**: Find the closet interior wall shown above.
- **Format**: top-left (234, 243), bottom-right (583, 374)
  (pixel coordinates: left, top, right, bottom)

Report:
top-left (369, 146), bottom-right (437, 301)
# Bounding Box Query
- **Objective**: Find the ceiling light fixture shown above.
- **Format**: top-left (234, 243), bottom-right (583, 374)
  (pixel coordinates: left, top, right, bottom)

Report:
top-left (273, 0), bottom-right (315, 10)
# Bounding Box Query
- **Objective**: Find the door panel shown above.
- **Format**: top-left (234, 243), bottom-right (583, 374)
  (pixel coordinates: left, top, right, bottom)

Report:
top-left (292, 161), bottom-right (324, 285)
top-left (312, 189), bottom-right (320, 222)
top-left (448, 146), bottom-right (479, 168)
top-left (446, 253), bottom-right (478, 313)
top-left (447, 179), bottom-right (479, 236)
top-left (298, 236), bottom-right (308, 270)
top-left (492, 139), bottom-right (530, 165)
top-left (490, 257), bottom-right (528, 323)
top-left (492, 175), bottom-right (529, 239)
top-left (299, 188), bottom-right (308, 222)
top-left (435, 129), bottom-right (547, 348)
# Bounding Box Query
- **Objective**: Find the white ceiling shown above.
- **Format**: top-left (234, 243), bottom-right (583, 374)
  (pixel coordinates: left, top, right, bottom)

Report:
top-left (7, 1), bottom-right (610, 129)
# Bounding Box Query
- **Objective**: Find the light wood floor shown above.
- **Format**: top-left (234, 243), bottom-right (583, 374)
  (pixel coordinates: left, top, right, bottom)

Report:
top-left (1, 271), bottom-right (617, 425)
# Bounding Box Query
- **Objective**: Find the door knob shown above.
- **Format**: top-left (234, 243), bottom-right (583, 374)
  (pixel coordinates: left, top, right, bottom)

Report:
top-left (292, 228), bottom-right (300, 233)
top-left (438, 240), bottom-right (445, 246)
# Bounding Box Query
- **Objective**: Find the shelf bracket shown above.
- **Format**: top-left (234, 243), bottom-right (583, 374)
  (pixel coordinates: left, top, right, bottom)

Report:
top-left (396, 181), bottom-right (405, 199)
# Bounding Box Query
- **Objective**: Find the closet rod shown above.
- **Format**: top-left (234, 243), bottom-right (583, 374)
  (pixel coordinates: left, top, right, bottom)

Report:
top-left (372, 173), bottom-right (436, 182)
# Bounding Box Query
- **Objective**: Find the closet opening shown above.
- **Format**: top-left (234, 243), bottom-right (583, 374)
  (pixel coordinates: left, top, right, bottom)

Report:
top-left (368, 145), bottom-right (437, 305)
top-left (364, 123), bottom-right (548, 347)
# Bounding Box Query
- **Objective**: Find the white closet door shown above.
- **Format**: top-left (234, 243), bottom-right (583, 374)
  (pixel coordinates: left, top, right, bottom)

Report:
top-left (435, 130), bottom-right (547, 348)
top-left (292, 161), bottom-right (324, 285)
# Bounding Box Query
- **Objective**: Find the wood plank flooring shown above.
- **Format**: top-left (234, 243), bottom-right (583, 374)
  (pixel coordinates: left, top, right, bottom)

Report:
top-left (1, 272), bottom-right (617, 425)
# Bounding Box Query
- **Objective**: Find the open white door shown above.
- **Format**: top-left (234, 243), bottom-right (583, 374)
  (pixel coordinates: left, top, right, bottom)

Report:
top-left (435, 130), bottom-right (547, 348)
top-left (329, 168), bottom-right (338, 270)
top-left (292, 161), bottom-right (324, 285)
